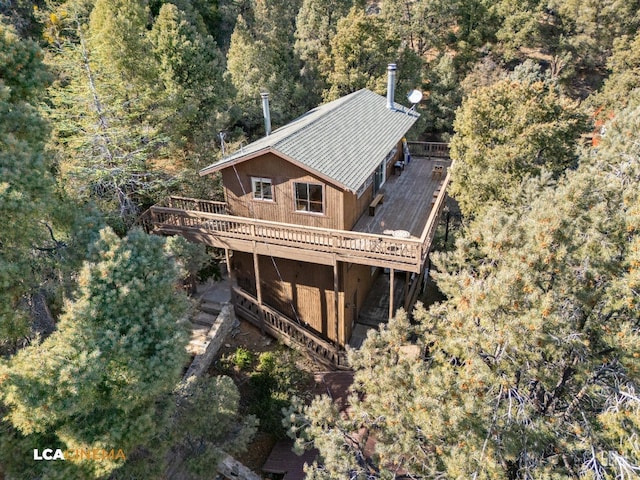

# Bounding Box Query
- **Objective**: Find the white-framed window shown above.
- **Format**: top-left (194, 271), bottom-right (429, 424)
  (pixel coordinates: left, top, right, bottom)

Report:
top-left (294, 182), bottom-right (324, 213)
top-left (251, 177), bottom-right (273, 201)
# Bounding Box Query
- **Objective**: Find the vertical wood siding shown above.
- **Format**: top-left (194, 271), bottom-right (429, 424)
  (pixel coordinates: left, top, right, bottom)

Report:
top-left (341, 262), bottom-right (378, 342)
top-left (220, 152), bottom-right (346, 230)
top-left (232, 252), bottom-right (344, 344)
top-left (342, 140), bottom-right (404, 230)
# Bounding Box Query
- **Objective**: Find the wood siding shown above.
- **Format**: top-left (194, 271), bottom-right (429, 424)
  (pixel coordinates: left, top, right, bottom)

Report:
top-left (342, 140), bottom-right (404, 230)
top-left (232, 251), bottom-right (344, 344)
top-left (220, 152), bottom-right (346, 230)
top-left (341, 262), bottom-right (378, 344)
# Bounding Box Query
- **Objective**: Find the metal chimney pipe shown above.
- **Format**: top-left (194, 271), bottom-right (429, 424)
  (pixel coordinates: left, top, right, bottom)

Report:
top-left (261, 92), bottom-right (272, 136)
top-left (386, 63), bottom-right (397, 110)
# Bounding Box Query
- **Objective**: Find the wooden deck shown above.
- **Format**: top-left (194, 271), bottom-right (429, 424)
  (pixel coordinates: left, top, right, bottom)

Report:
top-left (353, 156), bottom-right (450, 238)
top-left (140, 158), bottom-right (450, 274)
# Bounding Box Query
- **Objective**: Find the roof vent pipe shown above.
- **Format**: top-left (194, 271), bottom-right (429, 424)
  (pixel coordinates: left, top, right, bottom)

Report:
top-left (261, 92), bottom-right (272, 136)
top-left (386, 63), bottom-right (397, 110)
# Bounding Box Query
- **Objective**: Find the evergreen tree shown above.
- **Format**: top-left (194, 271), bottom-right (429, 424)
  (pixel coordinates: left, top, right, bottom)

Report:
top-left (548, 0), bottom-right (640, 71)
top-left (449, 73), bottom-right (588, 217)
top-left (149, 2), bottom-right (232, 155)
top-left (226, 0), bottom-right (306, 137)
top-left (0, 228), bottom-right (190, 479)
top-left (287, 96), bottom-right (640, 480)
top-left (42, 0), bottom-right (179, 230)
top-left (171, 375), bottom-right (258, 479)
top-left (0, 19), bottom-right (57, 345)
top-left (294, 0), bottom-right (360, 104)
top-left (590, 31), bottom-right (640, 116)
top-left (490, 0), bottom-right (546, 60)
top-left (420, 53), bottom-right (464, 136)
top-left (322, 7), bottom-right (403, 101)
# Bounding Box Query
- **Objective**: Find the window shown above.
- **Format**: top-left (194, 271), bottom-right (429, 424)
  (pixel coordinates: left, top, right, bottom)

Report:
top-left (251, 177), bottom-right (273, 201)
top-left (294, 182), bottom-right (323, 213)
top-left (373, 160), bottom-right (386, 194)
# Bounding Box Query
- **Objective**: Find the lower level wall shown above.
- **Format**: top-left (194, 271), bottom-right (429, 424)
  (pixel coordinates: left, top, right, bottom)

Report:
top-left (341, 262), bottom-right (379, 343)
top-left (232, 252), bottom-right (343, 344)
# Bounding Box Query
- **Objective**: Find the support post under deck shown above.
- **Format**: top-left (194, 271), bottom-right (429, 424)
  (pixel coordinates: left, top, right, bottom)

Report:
top-left (389, 267), bottom-right (395, 320)
top-left (333, 257), bottom-right (340, 348)
top-left (252, 247), bottom-right (264, 334)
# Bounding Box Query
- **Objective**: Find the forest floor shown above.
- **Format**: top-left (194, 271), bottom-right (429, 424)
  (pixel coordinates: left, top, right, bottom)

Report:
top-left (207, 319), bottom-right (319, 474)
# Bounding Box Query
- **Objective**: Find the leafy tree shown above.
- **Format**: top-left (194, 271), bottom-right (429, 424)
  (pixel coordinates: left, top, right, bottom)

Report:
top-left (0, 228), bottom-right (190, 479)
top-left (287, 96), bottom-right (640, 480)
top-left (0, 19), bottom-right (57, 345)
top-left (449, 74), bottom-right (588, 217)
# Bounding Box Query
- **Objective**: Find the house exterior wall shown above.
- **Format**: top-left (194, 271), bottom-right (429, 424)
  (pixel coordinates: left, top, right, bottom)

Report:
top-left (217, 141), bottom-right (406, 347)
top-left (232, 252), bottom-right (345, 344)
top-left (341, 262), bottom-right (378, 343)
top-left (342, 140), bottom-right (404, 230)
top-left (220, 152), bottom-right (346, 230)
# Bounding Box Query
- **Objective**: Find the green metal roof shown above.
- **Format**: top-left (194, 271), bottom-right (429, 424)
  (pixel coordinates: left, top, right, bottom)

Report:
top-left (200, 89), bottom-right (419, 192)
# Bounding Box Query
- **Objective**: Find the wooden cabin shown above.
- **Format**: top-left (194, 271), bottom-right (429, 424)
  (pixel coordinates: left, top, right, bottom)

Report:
top-left (142, 73), bottom-right (451, 368)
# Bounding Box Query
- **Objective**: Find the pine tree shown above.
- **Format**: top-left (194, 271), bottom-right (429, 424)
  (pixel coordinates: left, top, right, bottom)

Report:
top-left (294, 0), bottom-right (360, 104)
top-left (226, 0), bottom-right (307, 137)
top-left (547, 0), bottom-right (640, 71)
top-left (322, 7), bottom-right (402, 101)
top-left (150, 2), bottom-right (231, 140)
top-left (449, 72), bottom-right (588, 217)
top-left (590, 31), bottom-right (640, 115)
top-left (0, 19), bottom-right (57, 344)
top-left (287, 96), bottom-right (640, 480)
top-left (0, 228), bottom-right (190, 479)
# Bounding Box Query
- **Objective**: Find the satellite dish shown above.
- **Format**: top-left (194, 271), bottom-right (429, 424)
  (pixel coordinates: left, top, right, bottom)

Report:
top-left (407, 89), bottom-right (423, 104)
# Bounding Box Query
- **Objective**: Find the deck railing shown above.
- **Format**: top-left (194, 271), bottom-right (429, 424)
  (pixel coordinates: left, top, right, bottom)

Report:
top-left (232, 286), bottom-right (349, 369)
top-left (166, 196), bottom-right (227, 214)
top-left (407, 141), bottom-right (450, 158)
top-left (145, 199), bottom-right (427, 272)
top-left (419, 168), bottom-right (451, 264)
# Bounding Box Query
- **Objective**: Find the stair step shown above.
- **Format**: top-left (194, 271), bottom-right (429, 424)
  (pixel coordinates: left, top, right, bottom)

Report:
top-left (200, 301), bottom-right (222, 315)
top-left (193, 311), bottom-right (217, 327)
top-left (189, 323), bottom-right (211, 336)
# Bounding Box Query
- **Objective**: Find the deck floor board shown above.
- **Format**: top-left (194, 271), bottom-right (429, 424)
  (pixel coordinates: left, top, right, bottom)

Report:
top-left (353, 157), bottom-right (450, 238)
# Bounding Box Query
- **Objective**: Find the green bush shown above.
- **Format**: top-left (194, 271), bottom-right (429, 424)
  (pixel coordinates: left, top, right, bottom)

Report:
top-left (231, 347), bottom-right (255, 370)
top-left (247, 350), bottom-right (310, 438)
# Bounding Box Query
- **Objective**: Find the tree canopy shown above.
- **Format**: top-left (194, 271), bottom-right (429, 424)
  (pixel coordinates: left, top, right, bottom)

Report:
top-left (449, 74), bottom-right (588, 217)
top-left (288, 96), bottom-right (640, 480)
top-left (0, 19), bottom-right (56, 344)
top-left (0, 228), bottom-right (190, 479)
